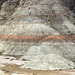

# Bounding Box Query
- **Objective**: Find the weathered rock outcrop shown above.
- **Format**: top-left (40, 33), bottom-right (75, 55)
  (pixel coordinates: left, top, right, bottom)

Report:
top-left (0, 0), bottom-right (75, 70)
top-left (0, 0), bottom-right (20, 25)
top-left (61, 0), bottom-right (75, 13)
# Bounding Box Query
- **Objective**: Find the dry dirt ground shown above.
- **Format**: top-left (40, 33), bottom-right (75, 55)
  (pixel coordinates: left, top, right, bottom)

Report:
top-left (0, 64), bottom-right (75, 75)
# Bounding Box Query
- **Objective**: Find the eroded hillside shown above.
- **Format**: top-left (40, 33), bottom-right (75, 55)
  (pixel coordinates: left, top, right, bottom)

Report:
top-left (0, 0), bottom-right (75, 75)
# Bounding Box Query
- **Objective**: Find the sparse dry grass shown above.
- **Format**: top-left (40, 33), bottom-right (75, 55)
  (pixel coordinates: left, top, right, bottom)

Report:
top-left (33, 72), bottom-right (37, 75)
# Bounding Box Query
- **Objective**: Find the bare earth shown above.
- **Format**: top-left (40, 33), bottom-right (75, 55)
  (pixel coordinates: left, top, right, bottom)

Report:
top-left (0, 64), bottom-right (75, 75)
top-left (0, 56), bottom-right (74, 75)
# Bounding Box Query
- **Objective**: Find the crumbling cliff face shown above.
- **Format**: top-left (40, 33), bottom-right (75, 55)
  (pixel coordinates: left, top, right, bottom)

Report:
top-left (0, 0), bottom-right (75, 70)
top-left (61, 0), bottom-right (75, 13)
top-left (0, 0), bottom-right (20, 25)
top-left (0, 0), bottom-right (75, 25)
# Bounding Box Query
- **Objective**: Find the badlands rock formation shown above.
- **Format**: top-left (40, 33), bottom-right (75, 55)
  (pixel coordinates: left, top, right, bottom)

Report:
top-left (0, 0), bottom-right (75, 70)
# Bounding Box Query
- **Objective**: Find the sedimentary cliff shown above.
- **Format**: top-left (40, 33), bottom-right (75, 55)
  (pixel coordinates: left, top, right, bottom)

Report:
top-left (0, 0), bottom-right (75, 70)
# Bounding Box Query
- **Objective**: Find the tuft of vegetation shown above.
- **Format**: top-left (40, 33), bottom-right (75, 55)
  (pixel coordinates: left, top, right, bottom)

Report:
top-left (33, 72), bottom-right (37, 75)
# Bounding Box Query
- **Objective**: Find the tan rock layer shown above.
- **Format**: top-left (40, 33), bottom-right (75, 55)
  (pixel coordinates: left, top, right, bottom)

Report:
top-left (0, 35), bottom-right (75, 42)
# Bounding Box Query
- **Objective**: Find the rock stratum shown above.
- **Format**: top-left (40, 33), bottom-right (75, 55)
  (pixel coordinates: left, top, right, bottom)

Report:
top-left (0, 0), bottom-right (75, 71)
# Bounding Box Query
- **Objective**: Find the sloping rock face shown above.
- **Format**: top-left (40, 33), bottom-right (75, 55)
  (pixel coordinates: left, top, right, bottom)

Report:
top-left (0, 0), bottom-right (20, 25)
top-left (61, 0), bottom-right (75, 13)
top-left (0, 0), bottom-right (75, 70)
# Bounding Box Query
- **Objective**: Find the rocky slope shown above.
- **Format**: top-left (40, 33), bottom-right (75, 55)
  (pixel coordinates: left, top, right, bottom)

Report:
top-left (0, 0), bottom-right (75, 71)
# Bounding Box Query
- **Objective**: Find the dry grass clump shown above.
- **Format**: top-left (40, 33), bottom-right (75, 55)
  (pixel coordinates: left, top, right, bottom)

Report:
top-left (33, 72), bottom-right (37, 75)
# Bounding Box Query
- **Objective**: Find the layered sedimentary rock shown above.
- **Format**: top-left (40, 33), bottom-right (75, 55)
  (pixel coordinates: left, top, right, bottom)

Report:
top-left (0, 0), bottom-right (75, 70)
